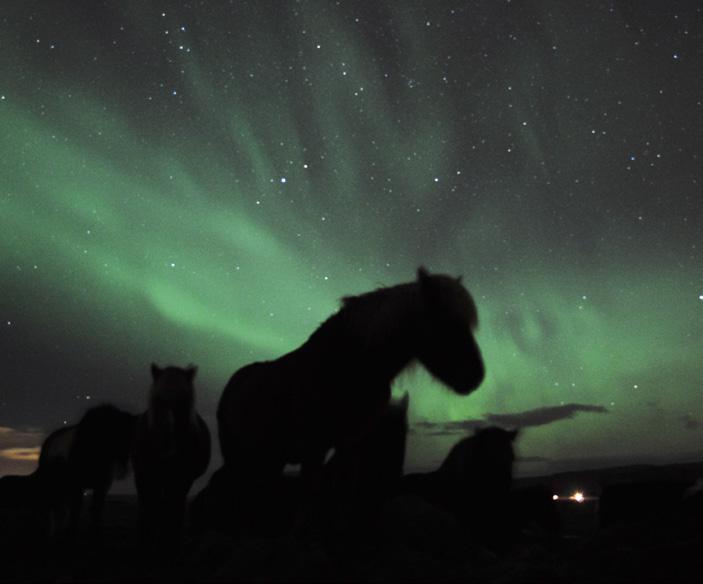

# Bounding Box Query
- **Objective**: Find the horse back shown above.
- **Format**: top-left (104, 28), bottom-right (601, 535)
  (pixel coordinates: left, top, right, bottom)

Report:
top-left (219, 353), bottom-right (397, 474)
top-left (217, 360), bottom-right (299, 464)
top-left (39, 426), bottom-right (75, 468)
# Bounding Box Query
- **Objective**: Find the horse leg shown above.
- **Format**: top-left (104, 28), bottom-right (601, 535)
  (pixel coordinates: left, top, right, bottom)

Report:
top-left (160, 480), bottom-right (190, 554)
top-left (135, 477), bottom-right (158, 556)
top-left (67, 485), bottom-right (83, 543)
top-left (301, 446), bottom-right (329, 493)
top-left (89, 481), bottom-right (109, 544)
top-left (294, 447), bottom-right (330, 536)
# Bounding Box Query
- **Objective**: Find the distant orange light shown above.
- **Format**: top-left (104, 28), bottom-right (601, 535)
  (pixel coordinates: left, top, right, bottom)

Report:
top-left (552, 494), bottom-right (559, 500)
top-left (572, 491), bottom-right (585, 503)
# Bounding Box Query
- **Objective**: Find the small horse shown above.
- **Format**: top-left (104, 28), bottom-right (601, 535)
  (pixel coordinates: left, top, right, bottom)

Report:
top-left (218, 267), bottom-right (485, 486)
top-left (132, 364), bottom-right (211, 553)
top-left (37, 404), bottom-right (136, 539)
top-left (401, 427), bottom-right (518, 544)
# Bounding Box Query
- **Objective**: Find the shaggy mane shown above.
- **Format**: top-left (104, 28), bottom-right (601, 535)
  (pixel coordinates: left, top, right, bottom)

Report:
top-left (306, 281), bottom-right (418, 348)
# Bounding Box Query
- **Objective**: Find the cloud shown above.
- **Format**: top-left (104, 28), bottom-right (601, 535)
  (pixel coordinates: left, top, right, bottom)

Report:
top-left (412, 418), bottom-right (483, 435)
top-left (0, 427), bottom-right (43, 477)
top-left (517, 455), bottom-right (550, 463)
top-left (484, 403), bottom-right (608, 429)
top-left (413, 403), bottom-right (608, 435)
top-left (679, 414), bottom-right (701, 430)
top-left (0, 426), bottom-right (43, 452)
top-left (0, 447), bottom-right (40, 461)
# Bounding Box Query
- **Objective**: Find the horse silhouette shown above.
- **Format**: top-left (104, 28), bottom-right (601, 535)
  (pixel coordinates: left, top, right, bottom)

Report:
top-left (401, 427), bottom-right (518, 545)
top-left (218, 267), bottom-right (485, 488)
top-left (132, 364), bottom-right (211, 553)
top-left (321, 392), bottom-right (409, 534)
top-left (37, 404), bottom-right (136, 539)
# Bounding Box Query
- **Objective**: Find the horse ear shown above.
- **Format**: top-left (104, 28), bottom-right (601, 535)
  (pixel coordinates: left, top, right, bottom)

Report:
top-left (509, 428), bottom-right (520, 441)
top-left (151, 363), bottom-right (161, 380)
top-left (417, 266), bottom-right (431, 282)
top-left (399, 392), bottom-right (410, 410)
top-left (187, 365), bottom-right (198, 381)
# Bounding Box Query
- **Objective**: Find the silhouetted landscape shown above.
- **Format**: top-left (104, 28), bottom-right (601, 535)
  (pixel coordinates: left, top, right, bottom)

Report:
top-left (3, 1), bottom-right (703, 580)
top-left (2, 271), bottom-right (703, 582)
top-left (2, 461), bottom-right (703, 582)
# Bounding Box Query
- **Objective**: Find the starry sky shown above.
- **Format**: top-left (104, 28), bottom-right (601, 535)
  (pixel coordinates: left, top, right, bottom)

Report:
top-left (1, 0), bottom-right (702, 478)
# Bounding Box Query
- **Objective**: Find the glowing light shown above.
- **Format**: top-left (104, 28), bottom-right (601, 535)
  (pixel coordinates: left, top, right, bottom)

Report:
top-left (572, 491), bottom-right (585, 503)
top-left (552, 494), bottom-right (559, 500)
top-left (0, 447), bottom-right (40, 461)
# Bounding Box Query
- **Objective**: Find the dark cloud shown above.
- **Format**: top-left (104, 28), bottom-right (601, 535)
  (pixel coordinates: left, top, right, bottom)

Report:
top-left (517, 455), bottom-right (550, 463)
top-left (0, 426), bottom-right (43, 451)
top-left (0, 427), bottom-right (43, 476)
top-left (413, 403), bottom-right (608, 435)
top-left (412, 418), bottom-right (484, 435)
top-left (484, 403), bottom-right (608, 429)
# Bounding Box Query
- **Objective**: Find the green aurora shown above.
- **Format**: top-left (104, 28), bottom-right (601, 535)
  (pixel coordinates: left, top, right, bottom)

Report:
top-left (1, 1), bottom-right (702, 473)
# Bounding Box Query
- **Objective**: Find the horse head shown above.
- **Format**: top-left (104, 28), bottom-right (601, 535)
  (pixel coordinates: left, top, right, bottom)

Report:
top-left (442, 426), bottom-right (519, 491)
top-left (150, 363), bottom-right (198, 420)
top-left (415, 266), bottom-right (485, 395)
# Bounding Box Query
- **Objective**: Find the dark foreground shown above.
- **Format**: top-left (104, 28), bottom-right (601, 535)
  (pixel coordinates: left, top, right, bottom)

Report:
top-left (2, 462), bottom-right (703, 583)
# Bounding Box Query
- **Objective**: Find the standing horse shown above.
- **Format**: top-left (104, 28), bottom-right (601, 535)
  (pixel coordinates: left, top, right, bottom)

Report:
top-left (218, 267), bottom-right (485, 486)
top-left (132, 364), bottom-right (211, 553)
top-left (37, 404), bottom-right (136, 539)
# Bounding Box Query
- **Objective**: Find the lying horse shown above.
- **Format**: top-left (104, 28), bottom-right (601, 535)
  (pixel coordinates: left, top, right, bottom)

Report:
top-left (401, 427), bottom-right (518, 545)
top-left (37, 404), bottom-right (136, 539)
top-left (218, 267), bottom-right (485, 485)
top-left (132, 364), bottom-right (211, 552)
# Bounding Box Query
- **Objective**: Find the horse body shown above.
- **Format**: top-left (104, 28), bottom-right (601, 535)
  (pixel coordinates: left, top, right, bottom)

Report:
top-left (219, 353), bottom-right (391, 477)
top-left (218, 267), bottom-right (485, 483)
top-left (132, 364), bottom-right (211, 552)
top-left (35, 405), bottom-right (136, 539)
top-left (401, 427), bottom-right (518, 544)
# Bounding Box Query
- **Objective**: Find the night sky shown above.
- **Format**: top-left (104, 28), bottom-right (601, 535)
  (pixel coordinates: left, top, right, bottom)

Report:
top-left (1, 1), bottom-right (702, 478)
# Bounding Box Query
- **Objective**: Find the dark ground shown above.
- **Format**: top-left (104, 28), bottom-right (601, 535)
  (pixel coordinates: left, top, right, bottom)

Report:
top-left (1, 462), bottom-right (703, 583)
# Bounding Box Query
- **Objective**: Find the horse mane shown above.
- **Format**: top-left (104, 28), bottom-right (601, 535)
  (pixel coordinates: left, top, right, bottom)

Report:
top-left (303, 281), bottom-right (419, 352)
top-left (305, 273), bottom-right (478, 354)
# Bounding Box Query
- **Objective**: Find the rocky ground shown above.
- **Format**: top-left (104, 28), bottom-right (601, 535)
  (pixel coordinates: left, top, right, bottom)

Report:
top-left (1, 464), bottom-right (702, 582)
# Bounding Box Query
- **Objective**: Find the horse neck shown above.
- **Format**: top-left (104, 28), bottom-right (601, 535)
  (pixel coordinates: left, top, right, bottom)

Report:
top-left (367, 287), bottom-right (423, 382)
top-left (306, 283), bottom-right (421, 384)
